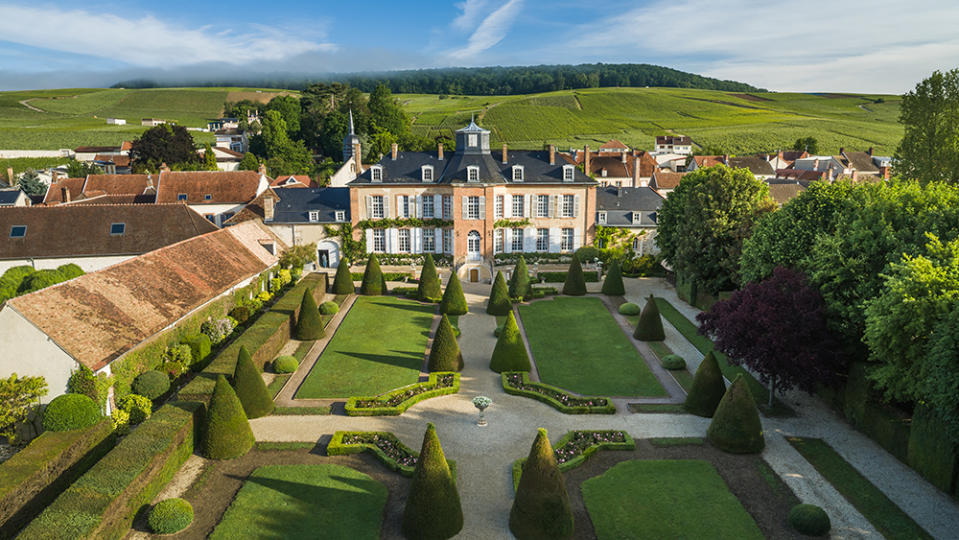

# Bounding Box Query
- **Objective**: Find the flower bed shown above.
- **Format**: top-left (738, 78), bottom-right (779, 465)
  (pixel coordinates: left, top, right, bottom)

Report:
top-left (512, 430), bottom-right (635, 491)
top-left (502, 372), bottom-right (615, 414)
top-left (326, 431), bottom-right (456, 478)
top-left (344, 372), bottom-right (459, 416)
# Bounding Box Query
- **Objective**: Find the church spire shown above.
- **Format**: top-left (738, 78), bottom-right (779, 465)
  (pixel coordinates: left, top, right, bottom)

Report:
top-left (348, 109), bottom-right (355, 135)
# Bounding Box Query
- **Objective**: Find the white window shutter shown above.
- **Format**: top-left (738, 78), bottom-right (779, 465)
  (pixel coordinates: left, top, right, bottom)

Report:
top-left (479, 196), bottom-right (486, 218)
top-left (384, 196), bottom-right (391, 219)
top-left (396, 195), bottom-right (403, 218)
top-left (389, 228), bottom-right (399, 253)
top-left (550, 195), bottom-right (558, 218)
top-left (366, 195), bottom-right (372, 219)
top-left (435, 228), bottom-right (442, 253)
top-left (573, 194), bottom-right (581, 218)
top-left (525, 226), bottom-right (536, 252)
top-left (573, 227), bottom-right (582, 250)
top-left (415, 195), bottom-right (422, 218)
top-left (504, 195), bottom-right (512, 218)
top-left (549, 227), bottom-right (561, 253)
top-left (450, 231), bottom-right (455, 256)
top-left (435, 195), bottom-right (442, 219)
top-left (504, 228), bottom-right (512, 253)
top-left (365, 229), bottom-right (374, 253)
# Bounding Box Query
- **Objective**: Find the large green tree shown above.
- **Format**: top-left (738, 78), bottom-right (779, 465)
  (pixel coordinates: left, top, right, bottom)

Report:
top-left (252, 110), bottom-right (314, 176)
top-left (0, 373), bottom-right (47, 444)
top-left (129, 124), bottom-right (200, 172)
top-left (655, 165), bottom-right (775, 294)
top-left (894, 69), bottom-right (959, 185)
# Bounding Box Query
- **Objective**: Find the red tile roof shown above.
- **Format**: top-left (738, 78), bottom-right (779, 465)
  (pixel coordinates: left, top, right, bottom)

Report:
top-left (692, 155), bottom-right (725, 168)
top-left (599, 139), bottom-right (629, 150)
top-left (73, 146), bottom-right (120, 153)
top-left (93, 154), bottom-right (131, 167)
top-left (270, 175), bottom-right (314, 188)
top-left (155, 171), bottom-right (266, 204)
top-left (42, 177), bottom-right (86, 205)
top-left (650, 171), bottom-right (687, 189)
top-left (120, 141), bottom-right (133, 152)
top-left (7, 222), bottom-right (278, 370)
top-left (43, 174), bottom-right (156, 205)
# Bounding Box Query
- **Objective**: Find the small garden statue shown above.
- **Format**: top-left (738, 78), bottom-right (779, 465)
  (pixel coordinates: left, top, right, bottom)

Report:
top-left (473, 395), bottom-right (492, 426)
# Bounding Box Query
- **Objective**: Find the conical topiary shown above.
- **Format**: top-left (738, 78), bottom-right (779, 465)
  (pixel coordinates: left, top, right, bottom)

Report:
top-left (634, 295), bottom-right (665, 341)
top-left (417, 253), bottom-right (443, 302)
top-left (707, 375), bottom-right (765, 454)
top-left (510, 428), bottom-right (574, 540)
top-left (232, 346), bottom-right (274, 418)
top-left (428, 315), bottom-right (463, 372)
top-left (487, 271), bottom-right (511, 315)
top-left (295, 289), bottom-right (325, 340)
top-left (601, 260), bottom-right (625, 296)
top-left (360, 254), bottom-right (385, 295)
top-left (202, 375), bottom-right (255, 459)
top-left (684, 351), bottom-right (727, 417)
top-left (490, 311), bottom-right (531, 373)
top-left (509, 256), bottom-right (531, 300)
top-left (402, 423), bottom-right (463, 539)
top-left (331, 258), bottom-right (354, 294)
top-left (440, 271), bottom-right (468, 316)
top-left (562, 255), bottom-right (587, 296)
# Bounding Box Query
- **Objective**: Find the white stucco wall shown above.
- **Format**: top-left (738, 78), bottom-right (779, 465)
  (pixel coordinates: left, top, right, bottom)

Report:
top-left (263, 223), bottom-right (341, 266)
top-left (328, 158), bottom-right (357, 187)
top-left (0, 306), bottom-right (78, 402)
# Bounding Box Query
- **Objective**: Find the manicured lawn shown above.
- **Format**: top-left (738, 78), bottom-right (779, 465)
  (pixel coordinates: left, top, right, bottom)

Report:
top-left (518, 296), bottom-right (665, 397)
top-left (209, 464), bottom-right (387, 540)
top-left (296, 296), bottom-right (435, 398)
top-left (582, 460), bottom-right (763, 540)
top-left (788, 437), bottom-right (933, 540)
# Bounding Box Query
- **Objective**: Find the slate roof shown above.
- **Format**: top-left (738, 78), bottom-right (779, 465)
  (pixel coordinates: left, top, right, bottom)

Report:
top-left (726, 155), bottom-right (775, 175)
top-left (270, 187), bottom-right (351, 223)
top-left (596, 186), bottom-right (663, 227)
top-left (6, 222), bottom-right (278, 370)
top-left (0, 204), bottom-right (218, 260)
top-left (0, 189), bottom-right (24, 206)
top-left (155, 171), bottom-right (265, 204)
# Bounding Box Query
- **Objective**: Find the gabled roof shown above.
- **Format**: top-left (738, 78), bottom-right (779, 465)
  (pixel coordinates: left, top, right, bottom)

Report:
top-left (6, 222), bottom-right (278, 370)
top-left (599, 139), bottom-right (629, 150)
top-left (0, 189), bottom-right (26, 206)
top-left (155, 171), bottom-right (266, 204)
top-left (767, 180), bottom-right (807, 205)
top-left (270, 175), bottom-right (314, 188)
top-left (650, 171), bottom-right (686, 190)
top-left (726, 155), bottom-right (775, 176)
top-left (43, 174), bottom-right (155, 205)
top-left (596, 186), bottom-right (663, 227)
top-left (588, 156), bottom-right (631, 178)
top-left (94, 154), bottom-right (131, 167)
top-left (692, 155), bottom-right (725, 168)
top-left (0, 204), bottom-right (219, 260)
top-left (840, 151), bottom-right (880, 173)
top-left (270, 187), bottom-right (351, 224)
top-left (42, 177), bottom-right (86, 205)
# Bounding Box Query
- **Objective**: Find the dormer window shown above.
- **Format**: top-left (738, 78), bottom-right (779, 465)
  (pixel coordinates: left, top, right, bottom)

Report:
top-left (309, 210), bottom-right (319, 222)
top-left (467, 166), bottom-right (479, 182)
top-left (601, 169), bottom-right (608, 177)
top-left (370, 166), bottom-right (383, 182)
top-left (631, 212), bottom-right (640, 224)
top-left (9, 225), bottom-right (26, 238)
top-left (562, 165), bottom-right (575, 182)
top-left (422, 165), bottom-right (434, 182)
top-left (204, 194), bottom-right (212, 201)
top-left (110, 223), bottom-right (125, 235)
top-left (512, 165), bottom-right (524, 182)
top-left (598, 211), bottom-right (607, 224)
top-left (335, 210), bottom-right (345, 222)
top-left (177, 193), bottom-right (187, 201)
top-left (468, 134), bottom-right (478, 147)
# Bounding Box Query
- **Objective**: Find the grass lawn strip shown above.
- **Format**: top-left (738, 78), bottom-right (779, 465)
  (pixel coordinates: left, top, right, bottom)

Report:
top-left (649, 437), bottom-right (706, 447)
top-left (582, 459), bottom-right (764, 540)
top-left (518, 296), bottom-right (665, 397)
top-left (296, 296), bottom-right (435, 398)
top-left (787, 437), bottom-right (933, 539)
top-left (209, 464), bottom-right (386, 540)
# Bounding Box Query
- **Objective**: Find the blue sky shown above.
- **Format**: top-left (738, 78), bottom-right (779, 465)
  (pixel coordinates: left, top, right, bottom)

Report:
top-left (1, 0), bottom-right (957, 92)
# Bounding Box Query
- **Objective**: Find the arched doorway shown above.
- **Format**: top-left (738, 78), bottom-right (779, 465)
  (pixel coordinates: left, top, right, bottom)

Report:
top-left (467, 230), bottom-right (481, 261)
top-left (317, 240), bottom-right (340, 268)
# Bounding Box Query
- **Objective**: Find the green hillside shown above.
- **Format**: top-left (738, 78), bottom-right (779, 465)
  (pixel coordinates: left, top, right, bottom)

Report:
top-left (401, 87), bottom-right (903, 155)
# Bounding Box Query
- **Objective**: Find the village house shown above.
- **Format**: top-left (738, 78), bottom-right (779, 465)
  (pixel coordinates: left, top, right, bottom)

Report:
top-left (563, 141), bottom-right (659, 188)
top-left (43, 173), bottom-right (157, 205)
top-left (649, 171), bottom-right (686, 197)
top-left (215, 128), bottom-right (249, 153)
top-left (654, 135), bottom-right (692, 155)
top-left (0, 188), bottom-right (31, 207)
top-left (154, 167), bottom-right (270, 226)
top-left (197, 146), bottom-right (245, 171)
top-left (595, 186), bottom-right (664, 255)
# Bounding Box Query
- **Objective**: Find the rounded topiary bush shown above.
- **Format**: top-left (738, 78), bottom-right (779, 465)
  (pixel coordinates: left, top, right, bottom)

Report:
top-left (42, 394), bottom-right (100, 432)
top-left (117, 394), bottom-right (152, 425)
top-left (132, 370), bottom-right (170, 400)
top-left (618, 302), bottom-right (640, 316)
top-left (494, 325), bottom-right (503, 337)
top-left (273, 355), bottom-right (299, 373)
top-left (660, 354), bottom-right (686, 370)
top-left (319, 301), bottom-right (339, 315)
top-left (788, 504), bottom-right (831, 537)
top-left (148, 498), bottom-right (194, 534)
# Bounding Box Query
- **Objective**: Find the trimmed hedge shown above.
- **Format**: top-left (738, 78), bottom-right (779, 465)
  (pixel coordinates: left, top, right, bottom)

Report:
top-left (402, 423), bottom-right (463, 540)
top-left (618, 302), bottom-right (640, 316)
top-left (707, 375), bottom-right (765, 454)
top-left (131, 370), bottom-right (170, 400)
top-left (440, 272), bottom-right (468, 316)
top-left (634, 294), bottom-right (665, 341)
top-left (511, 430), bottom-right (635, 491)
top-left (562, 256), bottom-right (587, 296)
top-left (0, 419), bottom-right (115, 538)
top-left (148, 498), bottom-right (193, 534)
top-left (19, 401), bottom-right (202, 540)
top-left (490, 311), bottom-right (531, 373)
top-left (487, 271), bottom-right (512, 315)
top-left (417, 253), bottom-right (442, 302)
top-left (182, 334), bottom-right (211, 365)
top-left (601, 260), bottom-right (625, 295)
top-left (788, 504), bottom-right (831, 536)
top-left (319, 300), bottom-right (339, 315)
top-left (510, 428), bottom-right (574, 540)
top-left (42, 394), bottom-right (101, 432)
top-left (345, 372), bottom-right (460, 416)
top-left (428, 315), bottom-right (464, 372)
top-left (502, 372), bottom-right (615, 414)
top-left (509, 256), bottom-right (532, 300)
top-left (295, 289), bottom-right (325, 340)
top-left (232, 346), bottom-right (275, 419)
top-left (538, 271), bottom-right (599, 283)
top-left (660, 354), bottom-right (686, 370)
top-left (907, 404), bottom-right (959, 494)
top-left (330, 258), bottom-right (355, 294)
top-left (273, 355), bottom-right (299, 374)
top-left (360, 254), bottom-right (386, 295)
top-left (202, 376), bottom-right (255, 460)
top-left (327, 431), bottom-right (457, 478)
top-left (529, 286), bottom-right (557, 299)
top-left (684, 351), bottom-right (727, 417)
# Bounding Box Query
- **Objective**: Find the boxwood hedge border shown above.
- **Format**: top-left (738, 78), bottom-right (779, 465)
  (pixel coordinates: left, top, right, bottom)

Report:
top-left (501, 371), bottom-right (616, 414)
top-left (344, 372), bottom-right (460, 416)
top-left (326, 431), bottom-right (457, 478)
top-left (511, 429), bottom-right (635, 491)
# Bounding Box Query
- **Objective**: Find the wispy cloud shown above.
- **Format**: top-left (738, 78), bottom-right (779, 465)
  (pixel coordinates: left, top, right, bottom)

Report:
top-left (452, 0), bottom-right (491, 30)
top-left (0, 4), bottom-right (335, 68)
top-left (448, 0), bottom-right (524, 61)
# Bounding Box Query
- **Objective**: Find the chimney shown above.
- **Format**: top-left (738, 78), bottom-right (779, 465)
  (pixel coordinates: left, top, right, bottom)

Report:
top-left (880, 165), bottom-right (890, 179)
top-left (584, 145), bottom-right (591, 173)
top-left (391, 143), bottom-right (398, 160)
top-left (263, 194), bottom-right (275, 221)
top-left (6, 167), bottom-right (13, 187)
top-left (258, 163), bottom-right (267, 176)
top-left (437, 142), bottom-right (444, 161)
top-left (813, 158), bottom-right (820, 170)
top-left (548, 144), bottom-right (555, 165)
top-left (723, 154), bottom-right (729, 165)
top-left (51, 171), bottom-right (59, 184)
top-left (502, 143), bottom-right (508, 164)
top-left (867, 147), bottom-right (874, 156)
top-left (160, 162), bottom-right (170, 172)
top-left (61, 186), bottom-right (70, 203)
top-left (633, 156), bottom-right (641, 187)
top-left (621, 152), bottom-right (627, 163)
top-left (839, 147), bottom-right (845, 157)
top-left (353, 142), bottom-right (363, 172)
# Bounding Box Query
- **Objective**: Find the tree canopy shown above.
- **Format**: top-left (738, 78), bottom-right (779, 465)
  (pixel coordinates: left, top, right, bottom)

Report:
top-left (894, 69), bottom-right (959, 185)
top-left (129, 124), bottom-right (199, 172)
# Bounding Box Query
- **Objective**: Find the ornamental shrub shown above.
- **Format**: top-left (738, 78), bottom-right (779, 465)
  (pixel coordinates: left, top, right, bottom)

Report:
top-left (634, 295), bottom-right (665, 341)
top-left (182, 333), bottom-right (211, 364)
top-left (295, 289), bottom-right (326, 340)
top-left (319, 300), bottom-right (339, 315)
top-left (788, 504), bottom-right (831, 536)
top-left (229, 305), bottom-right (250, 324)
top-left (117, 394), bottom-right (152, 425)
top-left (148, 498), bottom-right (194, 534)
top-left (417, 253), bottom-right (443, 302)
top-left (661, 354), bottom-right (686, 370)
top-left (41, 394), bottom-right (100, 432)
top-left (487, 271), bottom-right (512, 315)
top-left (402, 423), bottom-right (463, 539)
top-left (202, 375), bottom-right (255, 460)
top-left (360, 254), bottom-right (385, 295)
top-left (233, 346), bottom-right (275, 418)
top-left (111, 408), bottom-right (130, 435)
top-left (440, 271), bottom-right (468, 316)
top-left (684, 351), bottom-right (727, 417)
top-left (707, 375), bottom-right (765, 454)
top-left (273, 355), bottom-right (299, 373)
top-left (57, 263), bottom-right (84, 280)
top-left (132, 370), bottom-right (170, 400)
top-left (428, 315), bottom-right (464, 372)
top-left (562, 255), bottom-right (587, 296)
top-left (331, 258), bottom-right (355, 294)
top-left (601, 259), bottom-right (625, 296)
top-left (510, 428), bottom-right (574, 540)
top-left (18, 268), bottom-right (64, 294)
top-left (490, 311), bottom-right (531, 373)
top-left (67, 365), bottom-right (98, 403)
top-left (509, 256), bottom-right (532, 300)
top-left (618, 302), bottom-right (640, 316)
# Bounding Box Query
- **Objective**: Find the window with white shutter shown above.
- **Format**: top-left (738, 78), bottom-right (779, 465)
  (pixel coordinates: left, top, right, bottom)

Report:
top-left (512, 194), bottom-right (524, 217)
top-left (561, 228), bottom-right (574, 251)
top-left (536, 228), bottom-right (548, 251)
top-left (494, 229), bottom-right (504, 253)
top-left (371, 196), bottom-right (384, 219)
top-left (372, 230), bottom-right (386, 252)
top-left (422, 196), bottom-right (434, 218)
top-left (561, 194), bottom-right (574, 218)
top-left (495, 195), bottom-right (503, 218)
top-left (536, 195), bottom-right (549, 218)
top-left (423, 229), bottom-right (435, 252)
